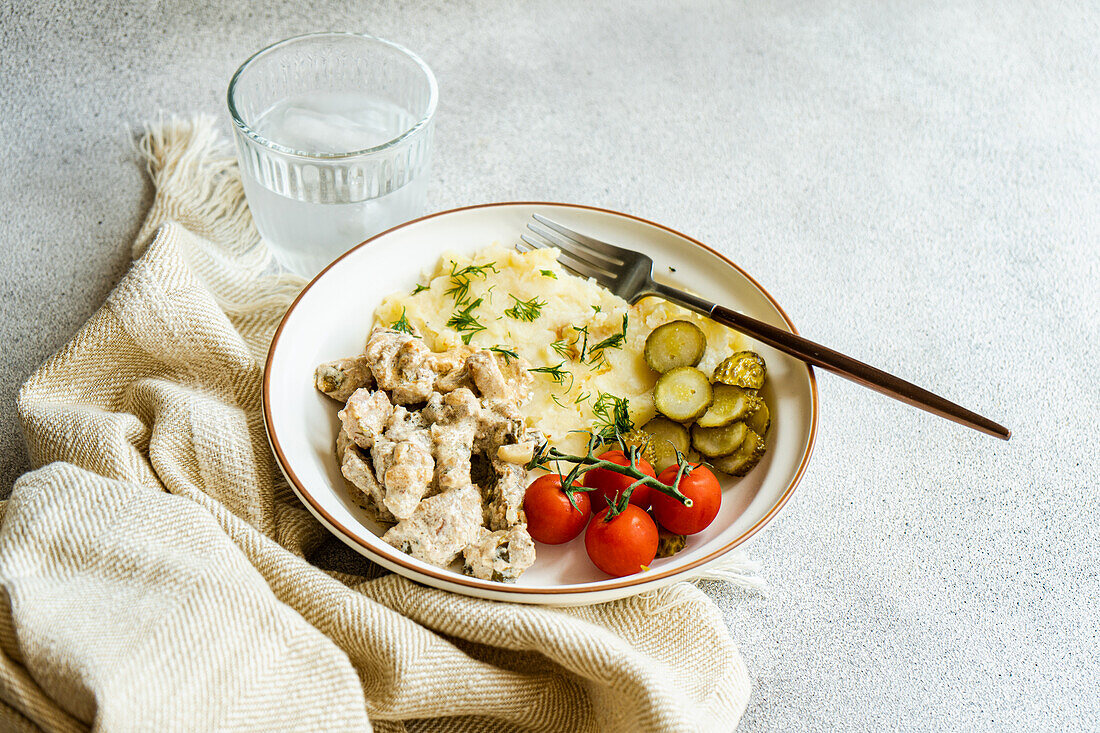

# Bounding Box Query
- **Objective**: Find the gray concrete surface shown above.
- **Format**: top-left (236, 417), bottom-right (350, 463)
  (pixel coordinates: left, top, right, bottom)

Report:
top-left (2, 1), bottom-right (1097, 729)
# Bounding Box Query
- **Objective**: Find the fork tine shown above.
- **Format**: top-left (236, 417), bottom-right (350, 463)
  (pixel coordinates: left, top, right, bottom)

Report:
top-left (530, 225), bottom-right (633, 286)
top-left (519, 234), bottom-right (615, 282)
top-left (523, 224), bottom-right (620, 275)
top-left (532, 214), bottom-right (627, 262)
top-left (519, 234), bottom-right (609, 280)
top-left (527, 222), bottom-right (622, 274)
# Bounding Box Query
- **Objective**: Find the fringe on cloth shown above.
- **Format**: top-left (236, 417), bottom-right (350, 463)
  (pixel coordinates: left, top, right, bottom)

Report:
top-left (640, 550), bottom-right (767, 615)
top-left (133, 114), bottom-right (306, 324)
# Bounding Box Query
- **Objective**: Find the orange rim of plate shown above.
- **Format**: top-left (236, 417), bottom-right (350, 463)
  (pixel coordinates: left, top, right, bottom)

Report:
top-left (262, 201), bottom-right (819, 595)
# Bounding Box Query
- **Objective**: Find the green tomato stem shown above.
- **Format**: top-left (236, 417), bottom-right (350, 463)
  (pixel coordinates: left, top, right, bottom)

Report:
top-left (540, 448), bottom-right (693, 508)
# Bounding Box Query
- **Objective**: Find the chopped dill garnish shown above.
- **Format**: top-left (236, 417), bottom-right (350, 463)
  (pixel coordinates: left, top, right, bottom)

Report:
top-left (488, 345), bottom-right (519, 363)
top-left (528, 362), bottom-right (573, 390)
top-left (453, 261), bottom-right (499, 279)
top-left (446, 298), bottom-right (487, 344)
top-left (573, 391), bottom-right (591, 405)
top-left (591, 392), bottom-right (633, 444)
top-left (540, 269), bottom-right (557, 279)
top-left (504, 294), bottom-right (546, 322)
top-left (390, 307), bottom-right (414, 334)
top-left (589, 332), bottom-right (625, 358)
top-left (551, 338), bottom-right (573, 360)
top-left (444, 261), bottom-right (499, 304)
top-left (587, 313), bottom-right (629, 366)
top-left (591, 305), bottom-right (602, 314)
top-left (551, 393), bottom-right (567, 408)
top-left (411, 283), bottom-right (430, 295)
top-left (571, 325), bottom-right (590, 362)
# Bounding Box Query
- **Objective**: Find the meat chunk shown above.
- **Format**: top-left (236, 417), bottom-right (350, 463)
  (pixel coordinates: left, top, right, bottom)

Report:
top-left (369, 406), bottom-right (434, 520)
top-left (466, 351), bottom-right (510, 402)
top-left (384, 405), bottom-right (428, 443)
top-left (462, 525), bottom-right (536, 582)
top-left (427, 346), bottom-right (476, 380)
top-left (430, 421), bottom-right (477, 493)
top-left (420, 388), bottom-right (481, 492)
top-left (392, 340), bottom-right (436, 403)
top-left (336, 426), bottom-right (353, 463)
top-left (364, 328), bottom-right (435, 404)
top-left (496, 355), bottom-right (534, 406)
top-left (363, 328), bottom-right (412, 383)
top-left (321, 337), bottom-right (540, 580)
top-left (314, 355), bottom-right (373, 402)
top-left (382, 484), bottom-right (483, 567)
top-left (338, 389), bottom-right (392, 449)
top-left (423, 388), bottom-right (481, 424)
top-left (485, 459), bottom-right (528, 531)
top-left (434, 366), bottom-right (471, 394)
top-left (475, 404), bottom-right (525, 454)
top-left (341, 444), bottom-right (395, 524)
top-left (381, 440), bottom-right (435, 519)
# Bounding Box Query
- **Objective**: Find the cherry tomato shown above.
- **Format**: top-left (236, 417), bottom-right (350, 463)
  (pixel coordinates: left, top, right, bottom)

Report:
top-left (523, 474), bottom-right (592, 544)
top-left (584, 505), bottom-right (659, 577)
top-left (651, 464), bottom-right (722, 535)
top-left (584, 450), bottom-right (656, 509)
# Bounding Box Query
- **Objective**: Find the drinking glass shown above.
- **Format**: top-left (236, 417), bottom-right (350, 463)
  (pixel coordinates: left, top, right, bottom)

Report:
top-left (228, 32), bottom-right (437, 277)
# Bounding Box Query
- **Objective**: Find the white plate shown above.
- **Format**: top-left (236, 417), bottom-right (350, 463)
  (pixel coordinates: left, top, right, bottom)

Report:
top-left (263, 202), bottom-right (818, 605)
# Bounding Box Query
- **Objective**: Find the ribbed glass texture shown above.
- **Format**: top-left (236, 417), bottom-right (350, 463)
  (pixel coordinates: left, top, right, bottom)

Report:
top-left (227, 32), bottom-right (436, 275)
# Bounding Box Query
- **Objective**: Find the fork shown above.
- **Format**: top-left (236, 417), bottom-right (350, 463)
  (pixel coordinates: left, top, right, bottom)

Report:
top-left (519, 213), bottom-right (1010, 440)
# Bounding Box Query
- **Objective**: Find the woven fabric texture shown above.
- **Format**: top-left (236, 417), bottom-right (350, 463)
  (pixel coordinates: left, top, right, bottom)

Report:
top-left (0, 117), bottom-right (751, 732)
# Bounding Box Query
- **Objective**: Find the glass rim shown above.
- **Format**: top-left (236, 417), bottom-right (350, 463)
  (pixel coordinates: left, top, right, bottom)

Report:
top-left (226, 31), bottom-right (438, 160)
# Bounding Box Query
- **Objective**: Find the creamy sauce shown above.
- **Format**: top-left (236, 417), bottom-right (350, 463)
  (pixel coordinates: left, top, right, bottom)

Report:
top-left (316, 327), bottom-right (539, 580)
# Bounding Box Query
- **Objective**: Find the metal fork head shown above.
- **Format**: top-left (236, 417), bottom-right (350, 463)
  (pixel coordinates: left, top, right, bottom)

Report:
top-left (516, 214), bottom-right (656, 302)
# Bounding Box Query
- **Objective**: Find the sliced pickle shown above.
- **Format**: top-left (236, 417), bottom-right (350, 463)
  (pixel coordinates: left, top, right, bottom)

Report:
top-left (696, 384), bottom-right (761, 428)
top-left (711, 428), bottom-right (766, 476)
top-left (691, 421), bottom-right (749, 458)
top-left (647, 508), bottom-right (688, 558)
top-left (641, 417), bottom-right (691, 472)
top-left (746, 398), bottom-right (771, 437)
top-left (617, 428), bottom-right (659, 466)
top-left (655, 529), bottom-right (687, 558)
top-left (713, 351), bottom-right (767, 390)
top-left (644, 320), bottom-right (707, 373)
top-left (653, 367), bottom-right (713, 422)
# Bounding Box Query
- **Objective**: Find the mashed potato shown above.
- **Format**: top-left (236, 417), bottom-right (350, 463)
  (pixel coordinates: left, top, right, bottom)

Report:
top-left (374, 244), bottom-right (743, 454)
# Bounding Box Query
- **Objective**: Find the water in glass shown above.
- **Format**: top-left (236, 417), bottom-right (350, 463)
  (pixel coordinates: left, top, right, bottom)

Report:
top-left (241, 90), bottom-right (427, 276)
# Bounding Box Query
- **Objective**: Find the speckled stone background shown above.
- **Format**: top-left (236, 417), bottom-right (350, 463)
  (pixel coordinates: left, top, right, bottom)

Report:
top-left (2, 1), bottom-right (1097, 729)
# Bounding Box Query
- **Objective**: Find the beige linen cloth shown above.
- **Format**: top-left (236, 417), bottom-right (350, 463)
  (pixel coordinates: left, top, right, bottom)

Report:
top-left (0, 116), bottom-right (758, 732)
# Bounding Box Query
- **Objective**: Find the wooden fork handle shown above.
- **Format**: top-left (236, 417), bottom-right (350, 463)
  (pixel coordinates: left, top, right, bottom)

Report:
top-left (707, 304), bottom-right (1011, 440)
